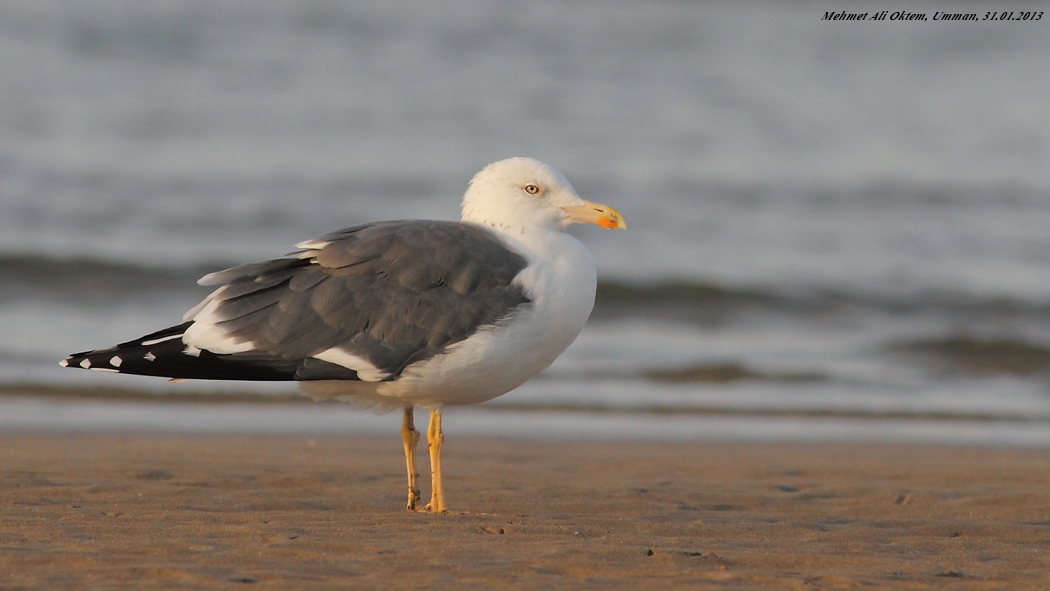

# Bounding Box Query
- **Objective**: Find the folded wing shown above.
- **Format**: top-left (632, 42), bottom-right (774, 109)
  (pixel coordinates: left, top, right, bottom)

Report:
top-left (62, 221), bottom-right (532, 382)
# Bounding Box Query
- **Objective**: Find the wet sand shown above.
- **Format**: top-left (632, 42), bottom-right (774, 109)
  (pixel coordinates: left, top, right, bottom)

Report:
top-left (2, 433), bottom-right (1049, 589)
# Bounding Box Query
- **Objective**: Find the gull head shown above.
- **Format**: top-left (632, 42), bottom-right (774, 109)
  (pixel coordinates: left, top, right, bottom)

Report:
top-left (461, 157), bottom-right (626, 234)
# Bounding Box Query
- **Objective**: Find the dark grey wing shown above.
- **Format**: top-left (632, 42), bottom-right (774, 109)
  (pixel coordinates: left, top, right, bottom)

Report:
top-left (181, 220), bottom-right (531, 381)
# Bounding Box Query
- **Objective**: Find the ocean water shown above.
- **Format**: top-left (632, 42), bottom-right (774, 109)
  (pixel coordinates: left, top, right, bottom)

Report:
top-left (2, 1), bottom-right (1050, 435)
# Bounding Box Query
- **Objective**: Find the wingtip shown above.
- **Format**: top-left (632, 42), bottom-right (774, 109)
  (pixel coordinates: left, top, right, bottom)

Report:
top-left (58, 358), bottom-right (69, 368)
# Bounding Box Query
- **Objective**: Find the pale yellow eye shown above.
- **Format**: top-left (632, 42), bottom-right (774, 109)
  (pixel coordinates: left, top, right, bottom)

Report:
top-left (523, 184), bottom-right (540, 195)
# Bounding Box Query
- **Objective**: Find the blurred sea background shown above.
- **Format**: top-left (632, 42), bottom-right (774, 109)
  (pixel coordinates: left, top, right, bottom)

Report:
top-left (3, 1), bottom-right (1050, 442)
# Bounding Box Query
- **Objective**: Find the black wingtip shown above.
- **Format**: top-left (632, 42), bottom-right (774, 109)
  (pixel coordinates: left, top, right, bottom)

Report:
top-left (60, 349), bottom-right (122, 373)
top-left (60, 322), bottom-right (302, 382)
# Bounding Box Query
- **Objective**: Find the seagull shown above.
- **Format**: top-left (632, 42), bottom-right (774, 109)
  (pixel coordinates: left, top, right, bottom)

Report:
top-left (61, 157), bottom-right (626, 513)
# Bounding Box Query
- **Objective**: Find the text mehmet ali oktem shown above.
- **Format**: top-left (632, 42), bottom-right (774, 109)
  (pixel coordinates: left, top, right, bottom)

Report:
top-left (822, 10), bottom-right (1044, 22)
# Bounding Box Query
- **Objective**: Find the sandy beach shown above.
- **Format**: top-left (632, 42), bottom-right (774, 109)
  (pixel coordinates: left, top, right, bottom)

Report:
top-left (2, 432), bottom-right (1049, 590)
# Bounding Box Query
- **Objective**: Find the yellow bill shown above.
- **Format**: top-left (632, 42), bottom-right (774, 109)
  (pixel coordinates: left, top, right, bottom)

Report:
top-left (562, 200), bottom-right (627, 229)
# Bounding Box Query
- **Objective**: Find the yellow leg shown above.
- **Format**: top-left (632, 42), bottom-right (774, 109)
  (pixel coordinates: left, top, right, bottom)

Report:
top-left (400, 407), bottom-right (421, 511)
top-left (423, 408), bottom-right (447, 514)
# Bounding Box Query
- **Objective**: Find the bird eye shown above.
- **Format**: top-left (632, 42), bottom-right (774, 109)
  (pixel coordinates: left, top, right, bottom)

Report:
top-left (523, 184), bottom-right (540, 195)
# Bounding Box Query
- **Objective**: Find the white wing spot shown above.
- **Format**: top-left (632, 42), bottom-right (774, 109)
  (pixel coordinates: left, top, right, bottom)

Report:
top-left (144, 352), bottom-right (156, 362)
top-left (313, 347), bottom-right (390, 382)
top-left (294, 238), bottom-right (331, 250)
top-left (59, 359), bottom-right (69, 367)
top-left (110, 356), bottom-right (122, 368)
top-left (141, 334), bottom-right (183, 347)
top-left (79, 358), bottom-right (91, 369)
top-left (183, 345), bottom-right (202, 357)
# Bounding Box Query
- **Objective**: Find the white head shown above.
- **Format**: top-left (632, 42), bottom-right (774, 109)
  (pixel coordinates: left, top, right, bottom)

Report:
top-left (461, 157), bottom-right (626, 234)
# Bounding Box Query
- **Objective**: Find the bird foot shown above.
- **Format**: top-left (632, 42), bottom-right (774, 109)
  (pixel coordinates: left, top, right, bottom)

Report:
top-left (405, 488), bottom-right (421, 512)
top-left (423, 502), bottom-right (448, 515)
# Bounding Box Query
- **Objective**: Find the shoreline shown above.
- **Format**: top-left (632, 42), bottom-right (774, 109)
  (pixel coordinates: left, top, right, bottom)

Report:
top-left (2, 383), bottom-right (1047, 424)
top-left (4, 396), bottom-right (1050, 447)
